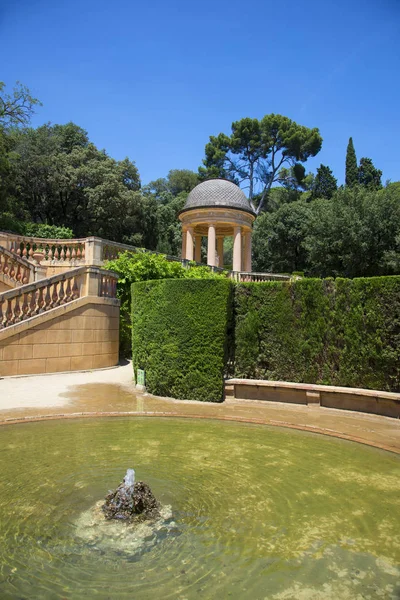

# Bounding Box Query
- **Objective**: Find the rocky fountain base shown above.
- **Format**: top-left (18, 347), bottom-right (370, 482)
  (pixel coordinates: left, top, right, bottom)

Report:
top-left (102, 468), bottom-right (160, 523)
top-left (75, 468), bottom-right (176, 555)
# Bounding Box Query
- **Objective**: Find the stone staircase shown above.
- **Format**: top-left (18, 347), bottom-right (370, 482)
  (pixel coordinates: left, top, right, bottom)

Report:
top-left (0, 231), bottom-right (122, 377)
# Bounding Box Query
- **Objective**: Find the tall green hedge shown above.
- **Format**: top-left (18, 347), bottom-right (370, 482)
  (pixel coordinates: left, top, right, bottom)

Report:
top-left (132, 279), bottom-right (233, 402)
top-left (234, 276), bottom-right (400, 392)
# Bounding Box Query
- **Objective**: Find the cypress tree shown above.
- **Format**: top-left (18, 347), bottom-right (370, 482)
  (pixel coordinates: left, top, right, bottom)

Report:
top-left (345, 137), bottom-right (358, 187)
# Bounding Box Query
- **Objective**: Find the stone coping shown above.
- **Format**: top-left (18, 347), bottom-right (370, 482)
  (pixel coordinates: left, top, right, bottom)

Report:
top-left (226, 379), bottom-right (400, 402)
top-left (0, 411), bottom-right (398, 456)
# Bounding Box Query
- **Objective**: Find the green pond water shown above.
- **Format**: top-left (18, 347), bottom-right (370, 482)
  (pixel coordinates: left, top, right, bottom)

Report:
top-left (0, 417), bottom-right (399, 600)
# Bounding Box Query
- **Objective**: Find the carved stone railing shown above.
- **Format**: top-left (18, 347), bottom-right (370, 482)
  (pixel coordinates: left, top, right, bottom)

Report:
top-left (100, 272), bottom-right (118, 298)
top-left (0, 246), bottom-right (35, 287)
top-left (1, 233), bottom-right (87, 264)
top-left (237, 271), bottom-right (290, 282)
top-left (0, 266), bottom-right (118, 329)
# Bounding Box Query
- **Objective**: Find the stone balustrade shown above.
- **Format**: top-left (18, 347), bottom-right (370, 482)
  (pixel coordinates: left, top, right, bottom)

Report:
top-left (0, 266), bottom-right (118, 330)
top-left (0, 232), bottom-right (87, 264)
top-left (0, 246), bottom-right (34, 287)
top-left (237, 271), bottom-right (290, 282)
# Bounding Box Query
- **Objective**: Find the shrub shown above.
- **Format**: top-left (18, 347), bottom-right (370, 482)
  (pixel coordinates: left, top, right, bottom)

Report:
top-left (132, 278), bottom-right (233, 402)
top-left (106, 251), bottom-right (226, 356)
top-left (0, 217), bottom-right (74, 239)
top-left (23, 223), bottom-right (74, 239)
top-left (234, 276), bottom-right (400, 392)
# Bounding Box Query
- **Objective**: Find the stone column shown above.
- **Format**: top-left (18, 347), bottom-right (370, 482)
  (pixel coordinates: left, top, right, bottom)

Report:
top-left (244, 231), bottom-right (252, 272)
top-left (186, 227), bottom-right (194, 261)
top-left (194, 235), bottom-right (202, 263)
top-left (217, 237), bottom-right (224, 268)
top-left (181, 228), bottom-right (187, 260)
top-left (207, 224), bottom-right (216, 267)
top-left (233, 226), bottom-right (242, 272)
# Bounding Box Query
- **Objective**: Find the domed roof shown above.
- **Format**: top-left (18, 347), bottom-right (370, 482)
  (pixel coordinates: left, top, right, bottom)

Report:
top-left (181, 179), bottom-right (255, 215)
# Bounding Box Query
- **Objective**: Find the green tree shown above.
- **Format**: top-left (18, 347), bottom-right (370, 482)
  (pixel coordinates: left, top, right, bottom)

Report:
top-left (252, 201), bottom-right (312, 273)
top-left (306, 184), bottom-right (400, 277)
top-left (0, 81), bottom-right (41, 129)
top-left (358, 157), bottom-right (382, 189)
top-left (7, 122), bottom-right (155, 245)
top-left (143, 169), bottom-right (199, 256)
top-left (199, 114), bottom-right (322, 214)
top-left (0, 81), bottom-right (42, 221)
top-left (311, 164), bottom-right (337, 199)
top-left (345, 137), bottom-right (358, 187)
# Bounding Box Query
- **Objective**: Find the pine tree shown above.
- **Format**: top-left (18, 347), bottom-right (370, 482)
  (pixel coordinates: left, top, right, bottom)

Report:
top-left (345, 137), bottom-right (358, 187)
top-left (311, 164), bottom-right (337, 199)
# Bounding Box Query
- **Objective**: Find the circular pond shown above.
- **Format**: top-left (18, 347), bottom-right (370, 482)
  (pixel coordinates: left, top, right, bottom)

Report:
top-left (0, 417), bottom-right (399, 599)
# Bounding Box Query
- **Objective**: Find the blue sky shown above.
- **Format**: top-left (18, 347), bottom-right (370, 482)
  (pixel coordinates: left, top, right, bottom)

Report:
top-left (1, 0), bottom-right (399, 186)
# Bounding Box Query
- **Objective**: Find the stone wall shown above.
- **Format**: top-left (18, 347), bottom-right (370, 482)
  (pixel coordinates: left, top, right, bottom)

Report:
top-left (225, 379), bottom-right (400, 419)
top-left (0, 298), bottom-right (119, 377)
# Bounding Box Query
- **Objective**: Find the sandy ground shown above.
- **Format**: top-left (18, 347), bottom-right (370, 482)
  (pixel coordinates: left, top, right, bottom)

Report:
top-left (0, 362), bottom-right (399, 454)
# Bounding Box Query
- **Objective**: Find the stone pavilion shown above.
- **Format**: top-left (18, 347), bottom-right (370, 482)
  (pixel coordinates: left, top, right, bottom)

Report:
top-left (178, 179), bottom-right (256, 271)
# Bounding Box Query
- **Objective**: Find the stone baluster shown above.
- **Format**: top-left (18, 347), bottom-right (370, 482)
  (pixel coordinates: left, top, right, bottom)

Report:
top-left (59, 279), bottom-right (65, 304)
top-left (65, 278), bottom-right (72, 302)
top-left (5, 299), bottom-right (13, 326)
top-left (21, 292), bottom-right (29, 319)
top-left (3, 254), bottom-right (9, 275)
top-left (72, 277), bottom-right (79, 299)
top-left (44, 283), bottom-right (52, 310)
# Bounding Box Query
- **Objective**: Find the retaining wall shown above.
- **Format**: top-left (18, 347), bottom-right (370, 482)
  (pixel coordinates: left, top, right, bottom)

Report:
top-left (0, 297), bottom-right (119, 377)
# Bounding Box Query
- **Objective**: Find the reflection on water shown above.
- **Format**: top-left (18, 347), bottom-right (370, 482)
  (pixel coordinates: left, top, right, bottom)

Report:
top-left (0, 417), bottom-right (399, 599)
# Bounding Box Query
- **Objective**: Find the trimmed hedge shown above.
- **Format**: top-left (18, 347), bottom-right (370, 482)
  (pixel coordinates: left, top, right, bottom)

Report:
top-left (132, 278), bottom-right (233, 402)
top-left (234, 276), bottom-right (400, 392)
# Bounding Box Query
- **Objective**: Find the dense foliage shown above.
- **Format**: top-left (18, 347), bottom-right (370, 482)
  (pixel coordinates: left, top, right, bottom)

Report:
top-left (132, 279), bottom-right (233, 402)
top-left (106, 251), bottom-right (226, 356)
top-left (253, 184), bottom-right (400, 277)
top-left (199, 114), bottom-right (322, 213)
top-left (234, 277), bottom-right (400, 392)
top-left (0, 81), bottom-right (397, 282)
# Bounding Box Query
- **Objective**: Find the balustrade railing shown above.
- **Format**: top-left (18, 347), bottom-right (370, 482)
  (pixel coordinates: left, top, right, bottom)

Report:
top-left (237, 271), bottom-right (290, 282)
top-left (0, 246), bottom-right (34, 287)
top-left (0, 266), bottom-right (118, 330)
top-left (100, 272), bottom-right (118, 298)
top-left (0, 232), bottom-right (86, 263)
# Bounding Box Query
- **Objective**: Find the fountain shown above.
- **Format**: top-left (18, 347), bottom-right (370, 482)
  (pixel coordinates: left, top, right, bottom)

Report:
top-left (0, 417), bottom-right (399, 599)
top-left (102, 468), bottom-right (161, 522)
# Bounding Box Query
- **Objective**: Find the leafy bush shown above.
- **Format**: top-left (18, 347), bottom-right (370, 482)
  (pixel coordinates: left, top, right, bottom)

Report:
top-left (0, 216), bottom-right (74, 239)
top-left (132, 278), bottom-right (233, 402)
top-left (23, 223), bottom-right (74, 239)
top-left (234, 277), bottom-right (400, 392)
top-left (106, 251), bottom-right (226, 356)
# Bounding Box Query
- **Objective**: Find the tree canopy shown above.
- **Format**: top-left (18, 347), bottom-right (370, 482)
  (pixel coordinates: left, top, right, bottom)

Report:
top-left (358, 157), bottom-right (382, 189)
top-left (199, 114), bottom-right (322, 214)
top-left (0, 81), bottom-right (42, 129)
top-left (311, 164), bottom-right (337, 199)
